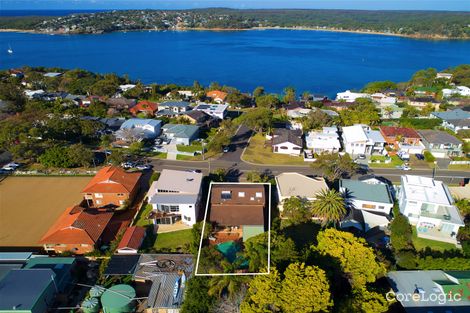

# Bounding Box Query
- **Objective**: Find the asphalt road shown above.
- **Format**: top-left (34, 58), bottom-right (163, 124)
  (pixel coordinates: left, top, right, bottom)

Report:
top-left (151, 126), bottom-right (469, 184)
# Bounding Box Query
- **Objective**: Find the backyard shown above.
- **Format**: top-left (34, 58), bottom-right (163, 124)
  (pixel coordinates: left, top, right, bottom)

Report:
top-left (154, 229), bottom-right (192, 252)
top-left (0, 176), bottom-right (91, 247)
top-left (412, 228), bottom-right (458, 252)
top-left (242, 133), bottom-right (306, 165)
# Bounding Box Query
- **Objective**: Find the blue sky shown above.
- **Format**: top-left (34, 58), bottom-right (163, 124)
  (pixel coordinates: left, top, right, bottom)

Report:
top-left (1, 0), bottom-right (470, 11)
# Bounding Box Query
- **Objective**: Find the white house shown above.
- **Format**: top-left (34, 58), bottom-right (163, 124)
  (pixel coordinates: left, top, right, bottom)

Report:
top-left (305, 126), bottom-right (341, 154)
top-left (339, 179), bottom-right (394, 215)
top-left (398, 175), bottom-right (464, 245)
top-left (341, 124), bottom-right (386, 156)
top-left (161, 124), bottom-right (200, 146)
top-left (119, 84), bottom-right (136, 92)
top-left (336, 90), bottom-right (371, 102)
top-left (275, 173), bottom-right (328, 212)
top-left (271, 129), bottom-right (303, 155)
top-left (436, 72), bottom-right (453, 80)
top-left (193, 103), bottom-right (228, 119)
top-left (147, 169), bottom-right (203, 226)
top-left (115, 118), bottom-right (162, 141)
top-left (442, 86), bottom-right (470, 98)
top-left (370, 93), bottom-right (397, 106)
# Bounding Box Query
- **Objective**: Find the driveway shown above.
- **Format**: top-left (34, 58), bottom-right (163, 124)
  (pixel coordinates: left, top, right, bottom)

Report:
top-left (218, 124), bottom-right (253, 163)
top-left (436, 158), bottom-right (451, 169)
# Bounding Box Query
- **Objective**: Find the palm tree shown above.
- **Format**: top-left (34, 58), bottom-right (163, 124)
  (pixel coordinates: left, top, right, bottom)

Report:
top-left (207, 260), bottom-right (249, 299)
top-left (311, 189), bottom-right (346, 227)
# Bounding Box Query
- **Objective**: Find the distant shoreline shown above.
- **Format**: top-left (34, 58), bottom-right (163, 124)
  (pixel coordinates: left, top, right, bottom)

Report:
top-left (0, 26), bottom-right (467, 40)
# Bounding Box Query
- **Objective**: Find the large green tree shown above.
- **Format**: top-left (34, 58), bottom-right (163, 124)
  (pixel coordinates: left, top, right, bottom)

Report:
top-left (310, 153), bottom-right (357, 182)
top-left (282, 196), bottom-right (312, 225)
top-left (240, 268), bottom-right (282, 313)
top-left (311, 189), bottom-right (346, 226)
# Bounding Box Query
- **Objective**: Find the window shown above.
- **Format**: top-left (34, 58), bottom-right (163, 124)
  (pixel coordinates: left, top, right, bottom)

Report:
top-left (95, 193), bottom-right (103, 198)
top-left (161, 205), bottom-right (179, 213)
top-left (221, 191), bottom-right (232, 200)
top-left (362, 204), bottom-right (376, 209)
top-left (280, 146), bottom-right (288, 150)
top-left (293, 147), bottom-right (301, 150)
top-left (256, 192), bottom-right (262, 198)
top-left (378, 206), bottom-right (385, 210)
top-left (96, 200), bottom-right (102, 205)
top-left (117, 193), bottom-right (124, 196)
top-left (238, 192), bottom-right (245, 197)
top-left (184, 216), bottom-right (191, 221)
top-left (119, 200), bottom-right (125, 205)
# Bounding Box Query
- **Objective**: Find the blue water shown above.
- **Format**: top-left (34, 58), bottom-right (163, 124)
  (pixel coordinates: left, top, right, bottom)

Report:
top-left (0, 29), bottom-right (469, 95)
top-left (0, 10), bottom-right (106, 16)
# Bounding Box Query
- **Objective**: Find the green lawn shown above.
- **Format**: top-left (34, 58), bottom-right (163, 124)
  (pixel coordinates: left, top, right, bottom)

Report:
top-left (242, 133), bottom-right (306, 165)
top-left (154, 229), bottom-right (193, 252)
top-left (150, 152), bottom-right (167, 159)
top-left (412, 228), bottom-right (457, 252)
top-left (134, 204), bottom-right (154, 227)
top-left (369, 155), bottom-right (403, 168)
top-left (176, 154), bottom-right (202, 161)
top-left (177, 143), bottom-right (204, 153)
top-left (448, 164), bottom-right (470, 170)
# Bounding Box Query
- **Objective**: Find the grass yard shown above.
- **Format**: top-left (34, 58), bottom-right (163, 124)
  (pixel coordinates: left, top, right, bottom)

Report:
top-left (0, 176), bottom-right (90, 247)
top-left (448, 164), bottom-right (470, 170)
top-left (242, 133), bottom-right (306, 165)
top-left (176, 154), bottom-right (202, 161)
top-left (412, 228), bottom-right (458, 252)
top-left (154, 229), bottom-right (192, 252)
top-left (177, 143), bottom-right (203, 153)
top-left (134, 204), bottom-right (154, 227)
top-left (369, 155), bottom-right (404, 168)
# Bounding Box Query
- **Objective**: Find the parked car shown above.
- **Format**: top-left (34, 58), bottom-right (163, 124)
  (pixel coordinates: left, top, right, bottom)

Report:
top-left (397, 151), bottom-right (410, 161)
top-left (2, 162), bottom-right (20, 171)
top-left (401, 165), bottom-right (412, 171)
top-left (357, 154), bottom-right (366, 160)
top-left (223, 146), bottom-right (230, 153)
top-left (121, 161), bottom-right (135, 169)
top-left (188, 169), bottom-right (202, 173)
top-left (136, 164), bottom-right (152, 170)
top-left (155, 138), bottom-right (163, 145)
top-left (415, 153), bottom-right (425, 160)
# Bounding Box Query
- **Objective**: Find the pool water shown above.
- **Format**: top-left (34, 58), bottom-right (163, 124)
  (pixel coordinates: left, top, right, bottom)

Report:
top-left (216, 241), bottom-right (240, 263)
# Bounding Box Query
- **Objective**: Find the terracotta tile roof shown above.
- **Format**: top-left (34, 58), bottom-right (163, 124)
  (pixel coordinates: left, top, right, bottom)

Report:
top-left (39, 206), bottom-right (113, 245)
top-left (379, 126), bottom-right (421, 139)
top-left (117, 226), bottom-right (146, 250)
top-left (130, 101), bottom-right (158, 115)
top-left (82, 166), bottom-right (141, 194)
top-left (206, 90), bottom-right (228, 101)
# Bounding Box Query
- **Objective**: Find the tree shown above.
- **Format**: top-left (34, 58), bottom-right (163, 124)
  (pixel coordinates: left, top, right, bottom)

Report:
top-left (246, 170), bottom-right (270, 183)
top-left (128, 141), bottom-right (144, 154)
top-left (339, 98), bottom-right (380, 126)
top-left (181, 277), bottom-right (216, 313)
top-left (341, 289), bottom-right (389, 313)
top-left (39, 146), bottom-right (73, 168)
top-left (208, 260), bottom-right (249, 299)
top-left (282, 196), bottom-right (312, 225)
top-left (108, 149), bottom-right (125, 165)
top-left (315, 228), bottom-right (385, 289)
top-left (255, 94), bottom-right (280, 109)
top-left (90, 79), bottom-right (119, 97)
top-left (240, 268), bottom-right (282, 313)
top-left (410, 68), bottom-right (437, 87)
top-left (301, 109), bottom-right (332, 131)
top-left (88, 101), bottom-right (107, 117)
top-left (283, 86), bottom-right (296, 104)
top-left (280, 263), bottom-right (333, 313)
top-left (362, 80), bottom-right (397, 93)
top-left (390, 209), bottom-right (414, 251)
top-left (68, 143), bottom-right (94, 167)
top-left (241, 108), bottom-right (273, 132)
top-left (211, 168), bottom-right (227, 182)
top-left (311, 189), bottom-right (346, 226)
top-left (253, 86), bottom-right (265, 98)
top-left (311, 153), bottom-right (357, 182)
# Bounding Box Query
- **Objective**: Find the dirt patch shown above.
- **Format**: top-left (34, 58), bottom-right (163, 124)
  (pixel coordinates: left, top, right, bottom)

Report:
top-left (0, 176), bottom-right (91, 247)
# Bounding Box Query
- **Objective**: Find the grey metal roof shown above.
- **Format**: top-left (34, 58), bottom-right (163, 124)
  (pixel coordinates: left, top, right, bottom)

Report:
top-left (147, 273), bottom-right (184, 309)
top-left (0, 269), bottom-right (55, 310)
top-left (340, 179), bottom-right (393, 204)
top-left (431, 109), bottom-right (470, 121)
top-left (150, 194), bottom-right (198, 205)
top-left (162, 124), bottom-right (199, 139)
top-left (446, 119), bottom-right (470, 128)
top-left (418, 130), bottom-right (462, 145)
top-left (160, 101), bottom-right (190, 107)
top-left (272, 129), bottom-right (303, 146)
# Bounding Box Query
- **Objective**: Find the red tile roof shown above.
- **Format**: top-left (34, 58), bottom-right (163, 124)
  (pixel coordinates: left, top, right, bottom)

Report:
top-left (39, 206), bottom-right (114, 245)
top-left (82, 166), bottom-right (141, 194)
top-left (206, 90), bottom-right (228, 101)
top-left (129, 101), bottom-right (158, 115)
top-left (379, 126), bottom-right (421, 139)
top-left (117, 226), bottom-right (146, 250)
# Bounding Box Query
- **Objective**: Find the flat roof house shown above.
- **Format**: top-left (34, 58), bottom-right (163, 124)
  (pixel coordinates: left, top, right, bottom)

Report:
top-left (339, 179), bottom-right (394, 215)
top-left (148, 169), bottom-right (203, 226)
top-left (115, 118), bottom-right (162, 142)
top-left (342, 124), bottom-right (386, 156)
top-left (398, 175), bottom-right (464, 245)
top-left (0, 269), bottom-right (58, 313)
top-left (275, 173), bottom-right (328, 212)
top-left (271, 128), bottom-right (303, 155)
top-left (418, 130), bottom-right (463, 158)
top-left (209, 183), bottom-right (268, 242)
top-left (193, 103), bottom-right (228, 119)
top-left (161, 124), bottom-right (200, 146)
top-left (82, 166), bottom-right (142, 208)
top-left (305, 126), bottom-right (341, 154)
top-left (39, 205), bottom-right (114, 254)
top-left (387, 270), bottom-right (470, 313)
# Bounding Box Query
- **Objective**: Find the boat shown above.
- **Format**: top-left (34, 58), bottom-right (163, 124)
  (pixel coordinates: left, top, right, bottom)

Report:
top-left (7, 45), bottom-right (13, 54)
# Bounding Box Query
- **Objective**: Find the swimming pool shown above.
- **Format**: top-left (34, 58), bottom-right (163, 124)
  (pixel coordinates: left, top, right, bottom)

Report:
top-left (216, 241), bottom-right (240, 263)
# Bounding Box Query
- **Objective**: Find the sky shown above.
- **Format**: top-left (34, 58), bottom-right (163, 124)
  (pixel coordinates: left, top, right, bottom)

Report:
top-left (1, 0), bottom-right (470, 11)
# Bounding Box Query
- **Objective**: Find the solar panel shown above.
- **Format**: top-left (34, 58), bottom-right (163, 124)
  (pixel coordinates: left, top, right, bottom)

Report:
top-left (104, 254), bottom-right (141, 276)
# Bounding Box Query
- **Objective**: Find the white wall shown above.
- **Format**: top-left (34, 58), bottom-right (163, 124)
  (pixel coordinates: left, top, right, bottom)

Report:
top-left (273, 142), bottom-right (302, 155)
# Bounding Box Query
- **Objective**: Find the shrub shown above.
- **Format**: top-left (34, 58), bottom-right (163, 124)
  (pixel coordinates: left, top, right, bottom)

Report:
top-left (395, 250), bottom-right (417, 269)
top-left (423, 151), bottom-right (436, 162)
top-left (390, 214), bottom-right (414, 251)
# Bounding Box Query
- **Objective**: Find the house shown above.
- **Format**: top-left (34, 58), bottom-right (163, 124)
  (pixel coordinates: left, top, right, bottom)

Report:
top-left (275, 173), bottom-right (328, 212)
top-left (82, 166), bottom-right (142, 208)
top-left (322, 99), bottom-right (355, 111)
top-left (305, 126), bottom-right (341, 154)
top-left (379, 126), bottom-right (424, 153)
top-left (418, 130), bottom-right (463, 158)
top-left (407, 97), bottom-right (440, 110)
top-left (158, 101), bottom-right (191, 114)
top-left (340, 208), bottom-right (391, 239)
top-left (442, 86), bottom-right (470, 98)
top-left (339, 179), bottom-right (394, 215)
top-left (414, 87), bottom-right (438, 97)
top-left (336, 90), bottom-right (370, 102)
top-left (147, 169), bottom-right (203, 226)
top-left (129, 100), bottom-right (159, 117)
top-left (206, 90), bottom-right (228, 104)
top-left (104, 97), bottom-right (137, 110)
top-left (24, 89), bottom-right (45, 99)
top-left (286, 103), bottom-right (312, 118)
top-left (271, 128), bottom-right (303, 155)
top-left (431, 109), bottom-right (470, 133)
top-left (133, 254), bottom-right (193, 312)
top-left (370, 92), bottom-right (397, 106)
top-left (398, 175), bottom-right (465, 244)
top-left (342, 124), bottom-right (386, 156)
top-left (39, 205), bottom-right (114, 254)
top-left (117, 226), bottom-right (146, 254)
top-left (161, 124), bottom-right (200, 146)
top-left (209, 183), bottom-right (268, 242)
top-left (23, 257), bottom-right (76, 293)
top-left (115, 118), bottom-right (162, 142)
top-left (387, 270), bottom-right (470, 313)
top-left (0, 269), bottom-right (58, 313)
top-left (436, 72), bottom-right (453, 80)
top-left (119, 84), bottom-right (136, 92)
top-left (179, 110), bottom-right (219, 128)
top-left (193, 103), bottom-right (228, 119)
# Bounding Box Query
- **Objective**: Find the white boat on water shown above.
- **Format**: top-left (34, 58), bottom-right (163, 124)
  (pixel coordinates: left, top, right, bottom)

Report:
top-left (7, 45), bottom-right (13, 54)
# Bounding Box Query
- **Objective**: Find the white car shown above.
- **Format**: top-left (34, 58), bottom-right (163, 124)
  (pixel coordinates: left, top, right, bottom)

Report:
top-left (2, 163), bottom-right (20, 171)
top-left (136, 164), bottom-right (152, 170)
top-left (401, 165), bottom-right (412, 171)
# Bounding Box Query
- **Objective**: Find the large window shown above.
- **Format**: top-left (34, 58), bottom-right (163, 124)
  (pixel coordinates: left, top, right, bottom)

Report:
top-left (161, 205), bottom-right (179, 213)
top-left (362, 203), bottom-right (376, 209)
